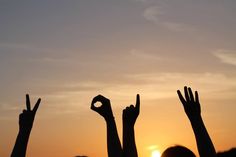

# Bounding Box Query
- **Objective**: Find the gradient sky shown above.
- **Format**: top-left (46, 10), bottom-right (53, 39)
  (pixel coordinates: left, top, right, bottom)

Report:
top-left (1, 0), bottom-right (236, 157)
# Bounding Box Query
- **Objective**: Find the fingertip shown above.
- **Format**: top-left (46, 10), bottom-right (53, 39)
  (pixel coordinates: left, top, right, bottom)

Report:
top-left (136, 94), bottom-right (140, 101)
top-left (184, 86), bottom-right (188, 93)
top-left (188, 87), bottom-right (192, 92)
top-left (195, 91), bottom-right (199, 99)
top-left (137, 94), bottom-right (140, 101)
top-left (26, 94), bottom-right (31, 110)
top-left (26, 94), bottom-right (30, 101)
top-left (37, 98), bottom-right (41, 103)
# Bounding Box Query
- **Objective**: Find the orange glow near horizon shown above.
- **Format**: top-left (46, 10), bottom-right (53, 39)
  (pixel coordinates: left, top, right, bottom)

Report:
top-left (152, 150), bottom-right (161, 157)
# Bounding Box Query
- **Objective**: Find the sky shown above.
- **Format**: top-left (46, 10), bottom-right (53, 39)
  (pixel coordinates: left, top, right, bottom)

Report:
top-left (0, 0), bottom-right (236, 157)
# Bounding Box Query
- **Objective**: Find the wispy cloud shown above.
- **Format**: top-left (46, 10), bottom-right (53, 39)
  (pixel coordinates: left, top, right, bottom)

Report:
top-left (0, 42), bottom-right (79, 65)
top-left (2, 72), bottom-right (236, 118)
top-left (130, 49), bottom-right (161, 60)
top-left (212, 49), bottom-right (236, 66)
top-left (143, 6), bottom-right (162, 24)
top-left (0, 42), bottom-right (53, 54)
top-left (43, 72), bottom-right (236, 105)
top-left (143, 6), bottom-right (195, 32)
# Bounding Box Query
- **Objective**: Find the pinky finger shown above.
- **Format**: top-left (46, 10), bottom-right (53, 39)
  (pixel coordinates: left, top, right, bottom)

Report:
top-left (195, 91), bottom-right (199, 103)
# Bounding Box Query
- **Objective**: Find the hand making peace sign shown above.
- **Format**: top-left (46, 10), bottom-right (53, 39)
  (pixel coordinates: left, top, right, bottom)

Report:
top-left (19, 94), bottom-right (41, 131)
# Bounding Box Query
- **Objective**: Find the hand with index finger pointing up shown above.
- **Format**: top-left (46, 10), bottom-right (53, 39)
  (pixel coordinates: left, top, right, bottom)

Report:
top-left (123, 94), bottom-right (140, 127)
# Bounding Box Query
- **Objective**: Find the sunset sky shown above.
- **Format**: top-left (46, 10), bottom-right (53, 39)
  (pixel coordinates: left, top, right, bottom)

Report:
top-left (0, 1), bottom-right (236, 157)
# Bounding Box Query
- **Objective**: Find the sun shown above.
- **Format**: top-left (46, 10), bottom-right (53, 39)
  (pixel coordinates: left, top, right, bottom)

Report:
top-left (152, 150), bottom-right (161, 157)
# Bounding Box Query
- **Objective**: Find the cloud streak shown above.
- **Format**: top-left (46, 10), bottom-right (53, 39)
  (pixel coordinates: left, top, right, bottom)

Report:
top-left (212, 49), bottom-right (236, 66)
top-left (41, 72), bottom-right (236, 107)
top-left (143, 6), bottom-right (195, 32)
top-left (129, 49), bottom-right (161, 60)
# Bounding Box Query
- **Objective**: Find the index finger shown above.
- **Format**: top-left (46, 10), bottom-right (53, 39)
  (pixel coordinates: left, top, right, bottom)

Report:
top-left (177, 90), bottom-right (186, 106)
top-left (26, 94), bottom-right (31, 111)
top-left (135, 94), bottom-right (140, 112)
top-left (33, 98), bottom-right (41, 113)
top-left (91, 95), bottom-right (107, 110)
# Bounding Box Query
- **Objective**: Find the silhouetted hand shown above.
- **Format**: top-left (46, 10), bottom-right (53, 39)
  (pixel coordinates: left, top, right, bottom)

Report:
top-left (177, 86), bottom-right (216, 157)
top-left (123, 94), bottom-right (140, 157)
top-left (11, 94), bottom-right (41, 157)
top-left (177, 86), bottom-right (201, 121)
top-left (91, 95), bottom-right (122, 157)
top-left (19, 94), bottom-right (41, 132)
top-left (91, 95), bottom-right (114, 121)
top-left (123, 94), bottom-right (140, 126)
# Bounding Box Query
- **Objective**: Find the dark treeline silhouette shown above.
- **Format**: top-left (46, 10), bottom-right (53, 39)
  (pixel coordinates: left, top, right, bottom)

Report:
top-left (9, 87), bottom-right (235, 157)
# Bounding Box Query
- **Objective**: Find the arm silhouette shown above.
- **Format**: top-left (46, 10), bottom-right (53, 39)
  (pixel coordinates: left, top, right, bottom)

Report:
top-left (11, 94), bottom-right (41, 157)
top-left (123, 94), bottom-right (140, 157)
top-left (177, 86), bottom-right (216, 157)
top-left (91, 95), bottom-right (122, 157)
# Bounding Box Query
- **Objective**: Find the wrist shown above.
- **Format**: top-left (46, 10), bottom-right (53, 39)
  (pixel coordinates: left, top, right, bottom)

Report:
top-left (19, 127), bottom-right (32, 134)
top-left (105, 115), bottom-right (115, 123)
top-left (123, 121), bottom-right (135, 129)
top-left (189, 116), bottom-right (204, 127)
top-left (123, 122), bottom-right (135, 128)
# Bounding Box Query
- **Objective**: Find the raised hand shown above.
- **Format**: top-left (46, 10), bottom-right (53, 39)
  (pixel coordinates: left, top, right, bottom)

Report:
top-left (177, 86), bottom-right (201, 121)
top-left (123, 94), bottom-right (140, 157)
top-left (177, 86), bottom-right (216, 157)
top-left (91, 95), bottom-right (122, 157)
top-left (19, 94), bottom-right (41, 131)
top-left (11, 94), bottom-right (41, 157)
top-left (91, 95), bottom-right (114, 121)
top-left (123, 94), bottom-right (140, 126)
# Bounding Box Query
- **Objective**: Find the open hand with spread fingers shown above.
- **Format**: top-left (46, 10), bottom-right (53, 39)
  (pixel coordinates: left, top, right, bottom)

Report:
top-left (177, 86), bottom-right (201, 121)
top-left (177, 87), bottom-right (216, 157)
top-left (91, 95), bottom-right (114, 121)
top-left (19, 94), bottom-right (41, 132)
top-left (123, 94), bottom-right (140, 127)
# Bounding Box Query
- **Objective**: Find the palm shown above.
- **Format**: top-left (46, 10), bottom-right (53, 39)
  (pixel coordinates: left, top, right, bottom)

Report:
top-left (177, 86), bottom-right (201, 120)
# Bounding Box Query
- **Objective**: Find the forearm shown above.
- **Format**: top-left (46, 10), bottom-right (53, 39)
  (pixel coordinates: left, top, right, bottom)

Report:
top-left (106, 118), bottom-right (123, 157)
top-left (123, 125), bottom-right (138, 157)
top-left (190, 117), bottom-right (216, 157)
top-left (11, 129), bottom-right (31, 157)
